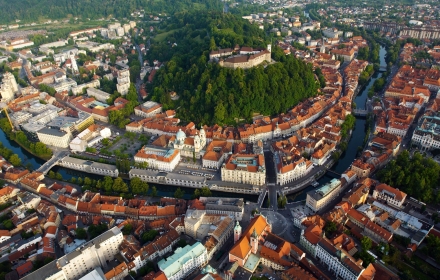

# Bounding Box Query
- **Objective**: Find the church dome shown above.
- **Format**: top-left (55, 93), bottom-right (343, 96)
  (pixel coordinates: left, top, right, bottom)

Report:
top-left (176, 129), bottom-right (186, 142)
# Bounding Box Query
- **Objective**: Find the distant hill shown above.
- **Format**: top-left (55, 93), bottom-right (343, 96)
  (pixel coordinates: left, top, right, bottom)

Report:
top-left (0, 0), bottom-right (222, 24)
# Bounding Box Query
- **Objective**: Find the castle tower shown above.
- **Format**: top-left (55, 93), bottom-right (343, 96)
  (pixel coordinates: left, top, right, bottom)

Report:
top-left (267, 44), bottom-right (272, 53)
top-left (250, 228), bottom-right (258, 254)
top-left (234, 221), bottom-right (242, 244)
top-left (199, 126), bottom-right (206, 147)
top-left (194, 134), bottom-right (200, 150)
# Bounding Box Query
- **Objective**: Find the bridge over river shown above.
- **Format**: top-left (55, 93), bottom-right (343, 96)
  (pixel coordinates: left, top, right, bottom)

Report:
top-left (36, 151), bottom-right (70, 174)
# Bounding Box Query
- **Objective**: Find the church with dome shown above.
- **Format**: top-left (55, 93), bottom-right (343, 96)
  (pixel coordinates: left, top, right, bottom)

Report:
top-left (169, 127), bottom-right (207, 157)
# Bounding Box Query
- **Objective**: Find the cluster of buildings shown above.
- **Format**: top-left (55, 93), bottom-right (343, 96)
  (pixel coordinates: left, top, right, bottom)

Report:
top-left (242, 11), bottom-right (320, 36)
top-left (100, 21), bottom-right (136, 39)
top-left (296, 176), bottom-right (433, 280)
top-left (0, 150), bottom-right (247, 280)
top-left (314, 3), bottom-right (440, 41)
top-left (0, 37), bottom-right (34, 50)
top-left (399, 42), bottom-right (440, 65)
top-left (378, 65), bottom-right (439, 138)
top-left (227, 214), bottom-right (308, 277)
top-left (122, 35), bottom-right (374, 190)
top-left (0, 160), bottom-right (257, 280)
top-left (411, 91), bottom-right (440, 151)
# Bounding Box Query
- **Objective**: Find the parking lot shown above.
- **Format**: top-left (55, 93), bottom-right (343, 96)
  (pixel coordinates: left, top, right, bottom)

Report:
top-left (81, 132), bottom-right (148, 159)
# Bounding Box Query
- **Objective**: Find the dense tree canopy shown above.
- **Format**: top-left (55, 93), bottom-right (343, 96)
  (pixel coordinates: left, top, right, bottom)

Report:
top-left (377, 151), bottom-right (440, 203)
top-left (0, 0), bottom-right (222, 24)
top-left (88, 223), bottom-right (108, 239)
top-left (148, 12), bottom-right (319, 125)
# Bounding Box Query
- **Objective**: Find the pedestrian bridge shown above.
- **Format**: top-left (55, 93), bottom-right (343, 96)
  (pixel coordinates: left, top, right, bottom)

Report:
top-left (353, 109), bottom-right (368, 117)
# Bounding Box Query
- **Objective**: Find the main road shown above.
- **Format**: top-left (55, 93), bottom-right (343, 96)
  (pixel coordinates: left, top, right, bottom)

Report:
top-left (133, 30), bottom-right (147, 103)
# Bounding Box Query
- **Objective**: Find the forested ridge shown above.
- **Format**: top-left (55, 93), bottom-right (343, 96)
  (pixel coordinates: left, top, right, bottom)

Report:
top-left (147, 12), bottom-right (319, 125)
top-left (0, 0), bottom-right (222, 24)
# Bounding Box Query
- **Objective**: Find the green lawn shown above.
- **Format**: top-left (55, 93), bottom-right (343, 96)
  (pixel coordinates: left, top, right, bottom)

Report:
top-left (215, 28), bottom-right (236, 36)
top-left (153, 28), bottom-right (182, 42)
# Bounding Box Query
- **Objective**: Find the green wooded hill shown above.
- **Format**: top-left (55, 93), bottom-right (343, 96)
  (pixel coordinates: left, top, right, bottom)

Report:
top-left (0, 0), bottom-right (222, 24)
top-left (147, 12), bottom-right (319, 125)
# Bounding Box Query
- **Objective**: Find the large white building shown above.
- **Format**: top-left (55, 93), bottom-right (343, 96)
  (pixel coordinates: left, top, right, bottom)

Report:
top-left (322, 28), bottom-right (340, 38)
top-left (60, 156), bottom-right (119, 177)
top-left (315, 237), bottom-right (373, 280)
top-left (198, 197), bottom-right (244, 221)
top-left (158, 242), bottom-right (208, 280)
top-left (71, 80), bottom-right (100, 95)
top-left (116, 69), bottom-right (130, 95)
top-left (306, 179), bottom-right (342, 212)
top-left (134, 146), bottom-right (180, 172)
top-left (273, 153), bottom-right (312, 185)
top-left (372, 183), bottom-right (407, 208)
top-left (221, 154), bottom-right (266, 186)
top-left (37, 128), bottom-right (72, 148)
top-left (134, 101), bottom-right (162, 118)
top-left (183, 210), bottom-right (234, 260)
top-left (411, 114), bottom-right (440, 151)
top-left (50, 78), bottom-right (78, 93)
top-left (70, 126), bottom-right (110, 152)
top-left (0, 72), bottom-right (18, 101)
top-left (22, 227), bottom-right (124, 280)
top-left (87, 87), bottom-right (111, 102)
top-left (128, 169), bottom-right (206, 189)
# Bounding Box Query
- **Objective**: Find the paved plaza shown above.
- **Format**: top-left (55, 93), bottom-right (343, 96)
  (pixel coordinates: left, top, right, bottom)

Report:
top-left (260, 210), bottom-right (288, 236)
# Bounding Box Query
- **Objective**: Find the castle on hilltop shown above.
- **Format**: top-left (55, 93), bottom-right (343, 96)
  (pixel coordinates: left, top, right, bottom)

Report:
top-left (209, 44), bottom-right (272, 69)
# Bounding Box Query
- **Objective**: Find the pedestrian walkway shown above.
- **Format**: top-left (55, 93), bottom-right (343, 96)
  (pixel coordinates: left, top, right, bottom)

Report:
top-left (257, 189), bottom-right (267, 208)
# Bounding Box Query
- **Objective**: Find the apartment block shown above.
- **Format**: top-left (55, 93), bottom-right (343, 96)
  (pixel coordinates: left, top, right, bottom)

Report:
top-left (36, 128), bottom-right (72, 148)
top-left (372, 183), bottom-right (407, 208)
top-left (306, 179), bottom-right (342, 212)
top-left (158, 242), bottom-right (208, 280)
top-left (22, 227), bottom-right (123, 280)
top-left (87, 87), bottom-right (111, 102)
top-left (134, 146), bottom-right (180, 172)
top-left (221, 154), bottom-right (266, 186)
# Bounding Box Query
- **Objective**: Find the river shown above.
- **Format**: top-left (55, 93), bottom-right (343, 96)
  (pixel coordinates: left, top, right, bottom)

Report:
top-left (353, 45), bottom-right (387, 110)
top-left (0, 128), bottom-right (258, 201)
top-left (287, 46), bottom-right (387, 202)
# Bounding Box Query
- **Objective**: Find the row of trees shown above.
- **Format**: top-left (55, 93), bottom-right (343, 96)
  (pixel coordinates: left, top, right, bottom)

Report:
top-left (0, 142), bottom-right (22, 166)
top-left (368, 76), bottom-right (386, 98)
top-left (377, 151), bottom-right (440, 203)
top-left (78, 175), bottom-right (153, 196)
top-left (359, 65), bottom-right (375, 86)
top-left (15, 131), bottom-right (53, 158)
top-left (0, 117), bottom-right (52, 159)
